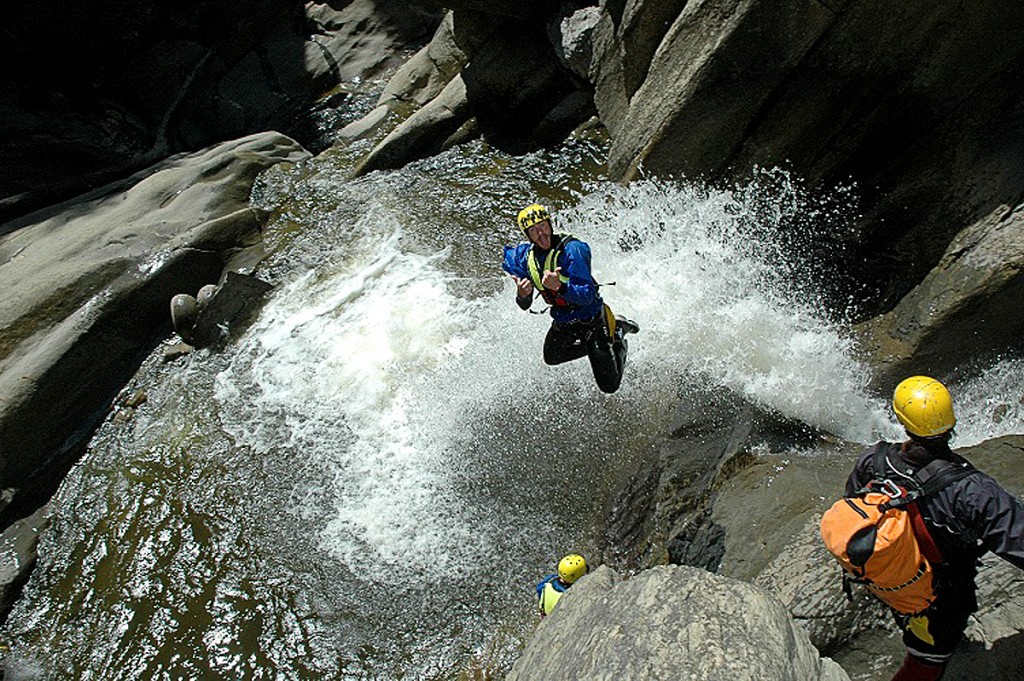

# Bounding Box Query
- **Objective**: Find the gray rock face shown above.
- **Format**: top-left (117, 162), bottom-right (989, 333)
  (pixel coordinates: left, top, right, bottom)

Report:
top-left (589, 0), bottom-right (1024, 321)
top-left (0, 0), bottom-right (443, 222)
top-left (548, 6), bottom-right (602, 81)
top-left (0, 131), bottom-right (309, 510)
top-left (508, 564), bottom-right (849, 681)
top-left (349, 7), bottom-right (592, 175)
top-left (855, 203), bottom-right (1024, 383)
top-left (0, 504), bottom-right (48, 622)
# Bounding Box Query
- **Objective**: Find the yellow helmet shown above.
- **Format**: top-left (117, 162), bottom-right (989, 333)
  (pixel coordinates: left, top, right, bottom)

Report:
top-left (892, 375), bottom-right (956, 438)
top-left (516, 203), bottom-right (550, 233)
top-left (557, 554), bottom-right (588, 584)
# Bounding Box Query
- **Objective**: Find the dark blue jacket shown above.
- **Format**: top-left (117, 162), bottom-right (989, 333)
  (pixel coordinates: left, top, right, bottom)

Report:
top-left (502, 234), bottom-right (604, 324)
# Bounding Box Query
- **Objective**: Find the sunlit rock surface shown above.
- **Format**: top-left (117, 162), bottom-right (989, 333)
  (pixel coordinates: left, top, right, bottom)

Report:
top-left (0, 132), bottom-right (308, 508)
top-left (508, 564), bottom-right (849, 681)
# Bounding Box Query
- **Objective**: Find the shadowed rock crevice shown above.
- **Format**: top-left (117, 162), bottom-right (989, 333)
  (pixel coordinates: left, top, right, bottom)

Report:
top-left (0, 0), bottom-right (444, 224)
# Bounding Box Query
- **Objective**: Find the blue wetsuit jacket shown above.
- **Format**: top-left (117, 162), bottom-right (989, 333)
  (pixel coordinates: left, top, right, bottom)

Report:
top-left (501, 235), bottom-right (604, 324)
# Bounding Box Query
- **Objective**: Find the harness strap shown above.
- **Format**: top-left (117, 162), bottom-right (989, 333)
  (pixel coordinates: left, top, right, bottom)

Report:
top-left (869, 443), bottom-right (977, 565)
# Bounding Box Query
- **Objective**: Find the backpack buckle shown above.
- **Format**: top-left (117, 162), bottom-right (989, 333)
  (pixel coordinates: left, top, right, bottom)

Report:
top-left (878, 479), bottom-right (904, 499)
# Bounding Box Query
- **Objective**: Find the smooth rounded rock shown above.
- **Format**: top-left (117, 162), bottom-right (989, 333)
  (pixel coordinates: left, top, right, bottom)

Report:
top-left (170, 293), bottom-right (199, 341)
top-left (196, 284), bottom-right (218, 307)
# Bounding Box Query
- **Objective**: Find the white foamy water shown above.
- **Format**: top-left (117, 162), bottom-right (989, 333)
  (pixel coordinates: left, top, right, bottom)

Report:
top-left (214, 176), bottom-right (1024, 592)
top-left (951, 358), bottom-right (1024, 447)
top-left (556, 179), bottom-right (901, 443)
top-left (214, 220), bottom-right (508, 580)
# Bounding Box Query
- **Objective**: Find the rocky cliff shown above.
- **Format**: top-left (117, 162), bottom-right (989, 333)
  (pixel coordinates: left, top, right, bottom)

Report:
top-left (0, 0), bottom-right (442, 223)
top-left (508, 565), bottom-right (849, 681)
top-left (2, 2), bottom-right (1024, 678)
top-left (346, 0), bottom-right (1024, 382)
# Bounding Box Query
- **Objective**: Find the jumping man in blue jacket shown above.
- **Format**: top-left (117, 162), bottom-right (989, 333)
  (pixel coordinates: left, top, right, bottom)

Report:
top-left (501, 203), bottom-right (638, 394)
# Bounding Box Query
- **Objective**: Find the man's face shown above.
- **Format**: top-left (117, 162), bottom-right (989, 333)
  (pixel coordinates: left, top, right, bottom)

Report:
top-left (526, 219), bottom-right (552, 250)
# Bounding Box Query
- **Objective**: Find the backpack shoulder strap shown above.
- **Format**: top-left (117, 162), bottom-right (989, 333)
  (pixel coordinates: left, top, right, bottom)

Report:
top-left (914, 456), bottom-right (976, 495)
top-left (869, 442), bottom-right (899, 481)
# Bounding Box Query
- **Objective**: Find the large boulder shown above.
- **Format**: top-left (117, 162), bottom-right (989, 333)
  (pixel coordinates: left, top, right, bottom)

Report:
top-left (854, 203), bottom-right (1024, 383)
top-left (507, 564), bottom-right (849, 681)
top-left (590, 0), bottom-right (1024, 317)
top-left (595, 0), bottom-right (844, 180)
top-left (0, 0), bottom-right (443, 223)
top-left (0, 131), bottom-right (309, 520)
top-left (349, 7), bottom-right (593, 175)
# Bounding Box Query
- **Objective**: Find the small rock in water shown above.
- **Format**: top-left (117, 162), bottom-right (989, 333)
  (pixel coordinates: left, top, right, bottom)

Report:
top-left (197, 284), bottom-right (219, 307)
top-left (162, 341), bottom-right (194, 362)
top-left (170, 293), bottom-right (200, 342)
top-left (124, 389), bottom-right (147, 409)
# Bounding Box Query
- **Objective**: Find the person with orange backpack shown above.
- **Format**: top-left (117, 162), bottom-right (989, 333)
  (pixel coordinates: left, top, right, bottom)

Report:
top-left (826, 376), bottom-right (1024, 680)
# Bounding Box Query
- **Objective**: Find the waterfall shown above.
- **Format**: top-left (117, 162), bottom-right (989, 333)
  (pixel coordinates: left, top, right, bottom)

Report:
top-left (3, 141), bottom-right (1023, 679)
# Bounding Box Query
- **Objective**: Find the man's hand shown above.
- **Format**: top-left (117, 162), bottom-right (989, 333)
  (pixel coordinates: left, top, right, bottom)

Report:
top-left (513, 276), bottom-right (534, 298)
top-left (542, 266), bottom-right (563, 291)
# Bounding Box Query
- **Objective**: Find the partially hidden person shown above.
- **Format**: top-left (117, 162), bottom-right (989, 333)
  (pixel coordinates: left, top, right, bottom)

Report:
top-left (831, 376), bottom-right (1024, 681)
top-left (536, 554), bottom-right (588, 618)
top-left (501, 203), bottom-right (638, 394)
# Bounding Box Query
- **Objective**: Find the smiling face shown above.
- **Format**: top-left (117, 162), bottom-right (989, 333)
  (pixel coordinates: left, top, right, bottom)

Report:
top-left (526, 219), bottom-right (553, 250)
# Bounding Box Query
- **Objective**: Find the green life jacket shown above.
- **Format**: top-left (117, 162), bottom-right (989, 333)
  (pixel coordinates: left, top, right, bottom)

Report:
top-left (526, 233), bottom-right (574, 307)
top-left (539, 581), bottom-right (565, 616)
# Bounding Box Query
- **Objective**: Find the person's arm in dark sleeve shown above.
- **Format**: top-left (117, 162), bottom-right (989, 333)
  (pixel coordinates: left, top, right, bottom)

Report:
top-left (844, 445), bottom-right (878, 496)
top-left (516, 291), bottom-right (532, 310)
top-left (961, 475), bottom-right (1024, 570)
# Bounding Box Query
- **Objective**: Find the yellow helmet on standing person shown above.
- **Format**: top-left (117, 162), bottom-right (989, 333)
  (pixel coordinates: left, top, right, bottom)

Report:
top-left (516, 203), bottom-right (550, 233)
top-left (557, 554), bottom-right (588, 584)
top-left (892, 376), bottom-right (956, 438)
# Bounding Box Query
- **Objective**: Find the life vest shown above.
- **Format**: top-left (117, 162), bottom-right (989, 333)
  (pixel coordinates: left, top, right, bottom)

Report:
top-left (539, 579), bottom-right (567, 616)
top-left (526, 234), bottom-right (576, 308)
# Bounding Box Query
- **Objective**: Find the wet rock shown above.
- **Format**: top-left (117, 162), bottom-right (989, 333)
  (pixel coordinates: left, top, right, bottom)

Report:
top-left (123, 389), bottom-right (147, 409)
top-left (855, 204), bottom-right (1024, 384)
top-left (337, 105), bottom-right (393, 142)
top-left (507, 564), bottom-right (849, 681)
top-left (196, 284), bottom-right (218, 307)
top-left (0, 132), bottom-right (307, 503)
top-left (351, 7), bottom-right (590, 175)
top-left (161, 341), bottom-right (194, 363)
top-left (170, 293), bottom-right (200, 343)
top-left (189, 272), bottom-right (273, 348)
top-left (547, 6), bottom-right (602, 81)
top-left (376, 11), bottom-right (475, 110)
top-left (353, 74), bottom-right (472, 176)
top-left (0, 505), bottom-right (49, 622)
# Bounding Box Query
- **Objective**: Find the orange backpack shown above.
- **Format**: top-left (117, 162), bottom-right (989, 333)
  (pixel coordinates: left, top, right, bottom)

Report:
top-left (820, 445), bottom-right (974, 614)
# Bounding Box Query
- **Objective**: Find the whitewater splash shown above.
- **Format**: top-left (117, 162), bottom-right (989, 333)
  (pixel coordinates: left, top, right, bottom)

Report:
top-left (8, 148), bottom-right (1024, 680)
top-left (214, 172), bottom-right (1024, 578)
top-left (212, 167), bottom-right (1024, 608)
top-left (555, 177), bottom-right (901, 443)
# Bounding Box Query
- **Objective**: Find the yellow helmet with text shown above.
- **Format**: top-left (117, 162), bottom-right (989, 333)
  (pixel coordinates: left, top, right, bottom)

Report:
top-left (516, 203), bottom-right (550, 233)
top-left (892, 375), bottom-right (956, 438)
top-left (557, 554), bottom-right (588, 584)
